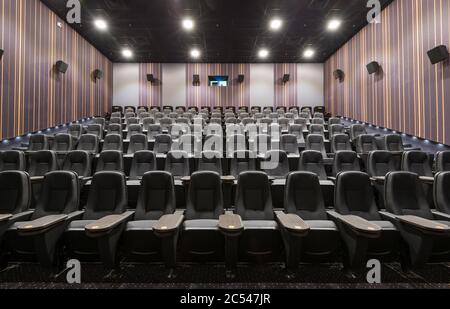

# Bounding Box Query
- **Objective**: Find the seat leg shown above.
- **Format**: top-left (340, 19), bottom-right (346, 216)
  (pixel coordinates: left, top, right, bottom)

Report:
top-left (280, 229), bottom-right (303, 275)
top-left (160, 232), bottom-right (179, 270)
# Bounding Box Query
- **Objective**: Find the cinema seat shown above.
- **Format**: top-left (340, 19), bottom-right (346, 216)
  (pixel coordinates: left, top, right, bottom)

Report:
top-left (181, 171), bottom-right (224, 260)
top-left (61, 150), bottom-right (92, 178)
top-left (68, 124), bottom-right (82, 140)
top-left (332, 151), bottom-right (360, 177)
top-left (262, 150), bottom-right (290, 178)
top-left (309, 124), bottom-right (325, 136)
top-left (5, 171), bottom-right (82, 268)
top-left (147, 125), bottom-right (162, 141)
top-left (234, 171), bottom-right (281, 262)
top-left (127, 124), bottom-right (143, 139)
top-left (76, 134), bottom-right (99, 154)
top-left (384, 135), bottom-right (404, 153)
top-left (86, 124), bottom-right (103, 139)
top-left (401, 151), bottom-right (433, 177)
top-left (165, 151), bottom-right (190, 177)
top-left (127, 134), bottom-right (148, 154)
top-left (330, 134), bottom-right (352, 153)
top-left (298, 150), bottom-right (327, 181)
top-left (154, 134), bottom-right (172, 154)
top-left (306, 135), bottom-right (328, 160)
top-left (349, 124), bottom-right (367, 141)
top-left (0, 150), bottom-right (25, 172)
top-left (64, 171), bottom-right (133, 268)
top-left (129, 151), bottom-right (156, 179)
top-left (28, 134), bottom-right (49, 151)
top-left (330, 171), bottom-right (398, 276)
top-left (123, 171), bottom-right (182, 271)
top-left (96, 150), bottom-right (124, 173)
top-left (280, 134), bottom-right (299, 155)
top-left (436, 151), bottom-right (450, 172)
top-left (355, 135), bottom-right (378, 154)
top-left (106, 124), bottom-right (122, 136)
top-left (102, 134), bottom-right (123, 152)
top-left (28, 150), bottom-right (58, 177)
top-left (198, 151), bottom-right (223, 175)
top-left (328, 118), bottom-right (341, 126)
top-left (383, 172), bottom-right (450, 268)
top-left (230, 150), bottom-right (256, 178)
top-left (52, 133), bottom-right (73, 152)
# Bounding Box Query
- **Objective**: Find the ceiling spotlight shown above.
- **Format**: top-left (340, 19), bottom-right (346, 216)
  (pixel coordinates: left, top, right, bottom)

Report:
top-left (258, 49), bottom-right (269, 59)
top-left (94, 19), bottom-right (108, 31)
top-left (182, 19), bottom-right (195, 30)
top-left (269, 18), bottom-right (283, 31)
top-left (122, 49), bottom-right (133, 59)
top-left (190, 49), bottom-right (201, 58)
top-left (327, 19), bottom-right (342, 31)
top-left (303, 48), bottom-right (315, 58)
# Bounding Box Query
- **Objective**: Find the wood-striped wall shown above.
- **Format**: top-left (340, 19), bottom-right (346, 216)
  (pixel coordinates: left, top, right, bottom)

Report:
top-left (274, 63), bottom-right (298, 107)
top-left (138, 63), bottom-right (162, 107)
top-left (0, 0), bottom-right (113, 140)
top-left (325, 0), bottom-right (450, 145)
top-left (186, 63), bottom-right (250, 107)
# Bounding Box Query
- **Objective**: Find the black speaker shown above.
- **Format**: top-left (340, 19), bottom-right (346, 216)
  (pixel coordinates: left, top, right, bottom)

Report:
top-left (193, 74), bottom-right (200, 85)
top-left (333, 69), bottom-right (345, 81)
top-left (366, 61), bottom-right (380, 74)
top-left (93, 69), bottom-right (103, 80)
top-left (0, 49), bottom-right (3, 60)
top-left (55, 60), bottom-right (68, 74)
top-left (147, 74), bottom-right (155, 83)
top-left (427, 45), bottom-right (449, 64)
top-left (237, 74), bottom-right (245, 83)
top-left (282, 74), bottom-right (290, 83)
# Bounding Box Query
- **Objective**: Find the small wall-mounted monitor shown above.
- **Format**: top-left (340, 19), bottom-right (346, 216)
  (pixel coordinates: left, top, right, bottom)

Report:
top-left (208, 75), bottom-right (229, 87)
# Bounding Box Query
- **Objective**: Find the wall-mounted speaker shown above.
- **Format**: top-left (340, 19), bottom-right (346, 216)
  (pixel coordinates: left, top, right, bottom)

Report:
top-left (55, 60), bottom-right (68, 74)
top-left (366, 61), bottom-right (380, 74)
top-left (193, 74), bottom-right (200, 86)
top-left (147, 74), bottom-right (155, 83)
top-left (427, 45), bottom-right (449, 64)
top-left (0, 49), bottom-right (4, 60)
top-left (93, 69), bottom-right (103, 80)
top-left (282, 74), bottom-right (290, 83)
top-left (333, 69), bottom-right (345, 81)
top-left (237, 74), bottom-right (245, 83)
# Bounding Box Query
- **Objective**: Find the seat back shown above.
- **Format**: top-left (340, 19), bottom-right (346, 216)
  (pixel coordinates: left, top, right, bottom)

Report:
top-left (0, 171), bottom-right (31, 214)
top-left (329, 124), bottom-right (345, 137)
top-left (285, 172), bottom-right (327, 220)
top-left (84, 171), bottom-right (128, 220)
top-left (230, 150), bottom-right (256, 178)
top-left (254, 134), bottom-right (271, 156)
top-left (384, 134), bottom-right (404, 152)
top-left (103, 134), bottom-right (123, 152)
top-left (29, 134), bottom-right (48, 151)
top-left (86, 124), bottom-right (102, 139)
top-left (127, 124), bottom-right (143, 139)
top-left (356, 134), bottom-right (378, 154)
top-left (401, 151), bottom-right (433, 177)
top-left (434, 172), bottom-right (450, 214)
top-left (311, 118), bottom-right (324, 125)
top-left (68, 125), bottom-right (82, 140)
top-left (76, 134), bottom-right (99, 153)
top-left (436, 151), bottom-right (450, 172)
top-left (235, 171), bottom-right (274, 220)
top-left (306, 134), bottom-right (327, 158)
top-left (309, 124), bottom-right (324, 136)
top-left (178, 134), bottom-right (199, 156)
top-left (280, 134), bottom-right (299, 155)
top-left (147, 124), bottom-right (162, 140)
top-left (130, 151), bottom-right (156, 178)
top-left (165, 151), bottom-right (190, 177)
top-left (61, 150), bottom-right (92, 177)
top-left (198, 151), bottom-right (223, 175)
top-left (185, 171), bottom-right (224, 220)
top-left (154, 134), bottom-right (172, 154)
top-left (0, 150), bottom-right (25, 171)
top-left (52, 133), bottom-right (73, 152)
top-left (332, 151), bottom-right (360, 176)
top-left (328, 118), bottom-right (341, 126)
top-left (106, 123), bottom-right (122, 136)
top-left (334, 171), bottom-right (381, 220)
top-left (298, 150), bottom-right (327, 180)
top-left (32, 171), bottom-right (79, 219)
top-left (226, 134), bottom-right (246, 157)
top-left (28, 150), bottom-right (57, 176)
top-left (127, 133), bottom-right (148, 154)
top-left (96, 150), bottom-right (124, 172)
top-left (350, 124), bottom-right (367, 140)
top-left (330, 134), bottom-right (351, 153)
top-left (135, 171), bottom-right (175, 220)
top-left (367, 150), bottom-right (399, 177)
top-left (262, 150), bottom-right (290, 177)
top-left (385, 171), bottom-right (433, 219)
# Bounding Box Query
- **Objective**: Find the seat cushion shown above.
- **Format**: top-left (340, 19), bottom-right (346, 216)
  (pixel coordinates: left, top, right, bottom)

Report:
top-left (306, 220), bottom-right (338, 231)
top-left (126, 220), bottom-right (158, 231)
top-left (243, 220), bottom-right (278, 230)
top-left (66, 220), bottom-right (95, 232)
top-left (183, 219), bottom-right (219, 231)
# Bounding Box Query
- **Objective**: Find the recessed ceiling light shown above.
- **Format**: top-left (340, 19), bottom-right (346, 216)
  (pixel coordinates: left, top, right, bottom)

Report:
top-left (190, 49), bottom-right (201, 58)
top-left (269, 18), bottom-right (283, 31)
top-left (258, 49), bottom-right (269, 59)
top-left (94, 19), bottom-right (108, 31)
top-left (122, 49), bottom-right (133, 59)
top-left (182, 19), bottom-right (195, 30)
top-left (303, 48), bottom-right (315, 58)
top-left (327, 19), bottom-right (342, 31)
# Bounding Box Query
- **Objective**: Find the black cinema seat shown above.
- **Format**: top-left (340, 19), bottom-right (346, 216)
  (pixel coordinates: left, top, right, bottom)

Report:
top-left (28, 134), bottom-right (49, 151)
top-left (280, 134), bottom-right (299, 155)
top-left (76, 134), bottom-right (99, 154)
top-left (129, 151), bottom-right (157, 179)
top-left (332, 151), bottom-right (360, 177)
top-left (27, 150), bottom-right (58, 177)
top-left (68, 124), bottom-right (82, 140)
top-left (436, 151), bottom-right (450, 172)
top-left (154, 134), bottom-right (172, 154)
top-left (64, 171), bottom-right (133, 268)
top-left (61, 150), bottom-right (92, 178)
top-left (127, 134), bottom-right (148, 154)
top-left (165, 151), bottom-right (190, 177)
top-left (262, 150), bottom-right (290, 178)
top-left (349, 124), bottom-right (367, 141)
top-left (384, 135), bottom-right (404, 153)
top-left (355, 135), bottom-right (378, 154)
top-left (330, 171), bottom-right (398, 276)
top-left (0, 150), bottom-right (25, 171)
top-left (401, 151), bottom-right (433, 177)
top-left (330, 134), bottom-right (352, 153)
top-left (102, 134), bottom-right (123, 152)
top-left (230, 150), bottom-right (256, 178)
top-left (96, 150), bottom-right (124, 173)
top-left (198, 151), bottom-right (223, 175)
top-left (5, 171), bottom-right (82, 268)
top-left (52, 133), bottom-right (73, 152)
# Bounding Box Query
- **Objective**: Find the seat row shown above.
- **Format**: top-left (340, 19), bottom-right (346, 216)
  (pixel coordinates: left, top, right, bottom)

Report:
top-left (1, 169), bottom-right (449, 276)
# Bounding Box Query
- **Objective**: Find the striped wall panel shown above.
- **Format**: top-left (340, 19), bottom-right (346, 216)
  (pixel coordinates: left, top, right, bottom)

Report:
top-left (274, 63), bottom-right (298, 107)
top-left (0, 0), bottom-right (113, 140)
top-left (138, 63), bottom-right (162, 107)
top-left (324, 0), bottom-right (450, 145)
top-left (186, 63), bottom-right (250, 107)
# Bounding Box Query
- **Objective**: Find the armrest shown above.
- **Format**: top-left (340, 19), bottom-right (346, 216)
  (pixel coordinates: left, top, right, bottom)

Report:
top-left (221, 176), bottom-right (236, 184)
top-left (30, 176), bottom-right (45, 183)
top-left (10, 210), bottom-right (34, 222)
top-left (419, 176), bottom-right (434, 184)
top-left (0, 214), bottom-right (13, 222)
top-left (181, 176), bottom-right (191, 183)
top-left (370, 176), bottom-right (386, 183)
top-left (327, 176), bottom-right (336, 182)
top-left (85, 211), bottom-right (135, 235)
top-left (275, 211), bottom-right (309, 236)
top-left (397, 215), bottom-right (450, 234)
top-left (17, 214), bottom-right (68, 233)
top-left (66, 210), bottom-right (85, 221)
top-left (153, 212), bottom-right (184, 236)
top-left (327, 210), bottom-right (381, 237)
top-left (219, 212), bottom-right (243, 236)
top-left (432, 210), bottom-right (450, 221)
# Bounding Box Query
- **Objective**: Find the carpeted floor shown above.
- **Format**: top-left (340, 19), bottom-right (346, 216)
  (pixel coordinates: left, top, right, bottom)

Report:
top-left (0, 262), bottom-right (449, 289)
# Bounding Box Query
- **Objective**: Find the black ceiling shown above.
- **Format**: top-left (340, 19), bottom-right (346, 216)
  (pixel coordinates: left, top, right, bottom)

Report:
top-left (41, 0), bottom-right (393, 63)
